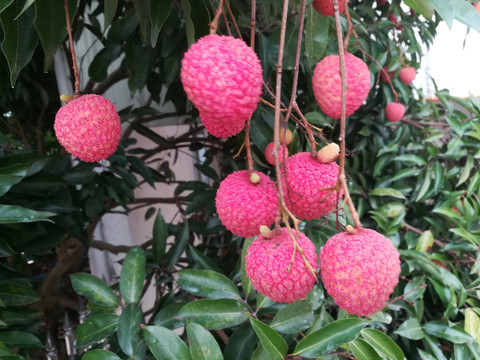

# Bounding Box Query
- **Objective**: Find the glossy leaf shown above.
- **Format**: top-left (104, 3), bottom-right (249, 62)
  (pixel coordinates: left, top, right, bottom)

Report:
top-left (75, 314), bottom-right (119, 347)
top-left (103, 0), bottom-right (118, 31)
top-left (241, 237), bottom-right (254, 299)
top-left (250, 317), bottom-right (287, 360)
top-left (394, 318), bottom-right (424, 340)
top-left (404, 0), bottom-right (435, 19)
top-left (305, 5), bottom-right (329, 68)
top-left (150, 0), bottom-right (172, 47)
top-left (71, 273), bottom-right (119, 308)
top-left (0, 331), bottom-right (42, 348)
top-left (143, 325), bottom-right (192, 360)
top-left (117, 304), bottom-right (142, 356)
top-left (0, 0), bottom-right (13, 13)
top-left (464, 308), bottom-right (480, 340)
top-left (166, 221), bottom-right (189, 270)
top-left (270, 301), bottom-right (314, 334)
top-left (361, 328), bottom-right (404, 360)
top-left (132, 0), bottom-right (150, 45)
top-left (152, 301), bottom-right (187, 329)
top-left (88, 45), bottom-right (122, 82)
top-left (224, 324), bottom-right (257, 360)
top-left (0, 205), bottom-right (54, 224)
top-left (125, 39), bottom-right (150, 91)
top-left (120, 246), bottom-right (146, 305)
top-left (186, 322), bottom-right (223, 360)
top-left (416, 230), bottom-right (434, 253)
top-left (177, 269), bottom-right (240, 300)
top-left (350, 338), bottom-right (382, 360)
top-left (371, 187), bottom-right (406, 200)
top-left (0, 283), bottom-right (39, 306)
top-left (81, 349), bottom-right (122, 360)
top-left (152, 210), bottom-right (168, 263)
top-left (293, 318), bottom-right (367, 357)
top-left (179, 299), bottom-right (249, 330)
top-left (424, 321), bottom-right (474, 344)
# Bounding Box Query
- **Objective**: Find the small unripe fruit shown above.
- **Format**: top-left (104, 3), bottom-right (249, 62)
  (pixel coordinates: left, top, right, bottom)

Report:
top-left (385, 102), bottom-right (405, 122)
top-left (265, 142), bottom-right (289, 166)
top-left (54, 94), bottom-right (121, 162)
top-left (312, 53), bottom-right (371, 119)
top-left (259, 225), bottom-right (273, 239)
top-left (245, 228), bottom-right (318, 303)
top-left (320, 228), bottom-right (401, 316)
top-left (317, 143), bottom-right (340, 163)
top-left (279, 128), bottom-right (293, 145)
top-left (399, 66), bottom-right (416, 85)
top-left (216, 170), bottom-right (277, 238)
top-left (312, 0), bottom-right (347, 16)
top-left (249, 172), bottom-right (261, 184)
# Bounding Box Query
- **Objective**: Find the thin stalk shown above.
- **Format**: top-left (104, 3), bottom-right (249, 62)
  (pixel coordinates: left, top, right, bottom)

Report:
top-left (250, 0), bottom-right (256, 48)
top-left (209, 0), bottom-right (225, 34)
top-left (64, 0), bottom-right (80, 96)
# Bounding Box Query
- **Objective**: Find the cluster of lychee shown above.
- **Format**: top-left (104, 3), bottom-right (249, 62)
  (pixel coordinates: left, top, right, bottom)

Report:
top-left (381, 65), bottom-right (416, 123)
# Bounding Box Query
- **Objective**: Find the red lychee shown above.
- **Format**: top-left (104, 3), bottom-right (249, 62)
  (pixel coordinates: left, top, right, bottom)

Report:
top-left (54, 94), bottom-right (121, 162)
top-left (312, 53), bottom-right (371, 119)
top-left (181, 34), bottom-right (263, 138)
top-left (215, 170), bottom-right (277, 238)
top-left (320, 228), bottom-right (401, 316)
top-left (399, 66), bottom-right (416, 85)
top-left (282, 152), bottom-right (342, 220)
top-left (385, 102), bottom-right (405, 122)
top-left (473, 2), bottom-right (480, 14)
top-left (265, 142), bottom-right (289, 166)
top-left (245, 228), bottom-right (318, 303)
top-left (312, 0), bottom-right (347, 16)
top-left (388, 13), bottom-right (398, 24)
top-left (380, 66), bottom-right (393, 83)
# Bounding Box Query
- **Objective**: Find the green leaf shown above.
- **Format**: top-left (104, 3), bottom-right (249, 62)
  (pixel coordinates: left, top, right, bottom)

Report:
top-left (467, 171), bottom-right (480, 195)
top-left (150, 0), bottom-right (172, 47)
top-left (0, 0), bottom-right (14, 13)
top-left (390, 168), bottom-right (421, 182)
top-left (270, 301), bottom-right (314, 334)
top-left (361, 328), bottom-right (404, 360)
top-left (394, 318), bottom-right (424, 340)
top-left (143, 325), bottom-right (192, 360)
top-left (429, 0), bottom-right (455, 27)
top-left (0, 0), bottom-right (38, 86)
top-left (250, 317), bottom-right (288, 360)
top-left (186, 322), bottom-right (223, 360)
top-left (152, 210), bottom-right (168, 263)
top-left (403, 0), bottom-right (435, 19)
top-left (224, 324), bottom-right (257, 360)
top-left (181, 0), bottom-right (195, 46)
top-left (117, 304), bottom-right (142, 356)
top-left (371, 188), bottom-right (406, 200)
top-left (415, 230), bottom-right (434, 253)
top-left (177, 269), bottom-right (240, 300)
top-left (75, 314), bottom-right (119, 348)
top-left (305, 5), bottom-right (329, 68)
top-left (71, 273), bottom-right (119, 308)
top-left (152, 302), bottom-right (187, 329)
top-left (0, 204), bottom-right (54, 224)
top-left (187, 244), bottom-right (223, 273)
top-left (0, 331), bottom-right (43, 348)
top-left (0, 283), bottom-right (39, 306)
top-left (132, 0), bottom-right (150, 45)
top-left (125, 39), bottom-right (150, 91)
top-left (293, 318), bottom-right (367, 357)
top-left (166, 221), bottom-right (190, 270)
top-left (33, 0), bottom-right (77, 71)
top-left (350, 339), bottom-right (382, 360)
top-left (179, 299), bottom-right (249, 330)
top-left (103, 0), bottom-right (118, 31)
top-left (241, 238), bottom-right (254, 299)
top-left (393, 154), bottom-right (426, 166)
top-left (424, 321), bottom-right (475, 344)
top-left (0, 238), bottom-right (17, 257)
top-left (465, 308), bottom-right (480, 340)
top-left (81, 349), bottom-right (122, 360)
top-left (120, 246), bottom-right (146, 304)
top-left (88, 45), bottom-right (122, 82)
top-left (457, 155), bottom-right (473, 187)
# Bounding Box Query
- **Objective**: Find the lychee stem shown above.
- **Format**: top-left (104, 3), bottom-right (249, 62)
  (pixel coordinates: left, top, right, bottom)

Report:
top-left (343, 0), bottom-right (358, 51)
top-left (209, 0), bottom-right (224, 34)
top-left (64, 0), bottom-right (80, 97)
top-left (250, 0), bottom-right (256, 49)
top-left (284, 219), bottom-right (317, 279)
top-left (294, 104), bottom-right (317, 155)
top-left (244, 118), bottom-right (254, 173)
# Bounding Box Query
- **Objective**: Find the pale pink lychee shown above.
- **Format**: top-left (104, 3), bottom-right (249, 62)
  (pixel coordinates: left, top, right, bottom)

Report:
top-left (385, 102), bottom-right (405, 122)
top-left (399, 66), bottom-right (416, 85)
top-left (265, 142), bottom-right (288, 166)
top-left (282, 152), bottom-right (342, 220)
top-left (312, 0), bottom-right (347, 16)
top-left (474, 2), bottom-right (480, 14)
top-left (320, 228), bottom-right (401, 316)
top-left (312, 53), bottom-right (371, 119)
top-left (215, 171), bottom-right (277, 238)
top-left (181, 34), bottom-right (263, 138)
top-left (54, 94), bottom-right (121, 162)
top-left (245, 228), bottom-right (318, 303)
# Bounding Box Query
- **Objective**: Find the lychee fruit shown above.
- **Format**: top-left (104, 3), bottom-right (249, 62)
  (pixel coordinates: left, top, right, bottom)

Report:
top-left (380, 66), bottom-right (393, 83)
top-left (54, 94), bottom-right (122, 162)
top-left (388, 13), bottom-right (398, 24)
top-left (385, 102), bottom-right (405, 122)
top-left (473, 2), bottom-right (480, 14)
top-left (279, 128), bottom-right (293, 145)
top-left (320, 228), bottom-right (401, 316)
top-left (312, 0), bottom-right (347, 17)
top-left (215, 170), bottom-right (278, 238)
top-left (377, 0), bottom-right (387, 5)
top-left (265, 142), bottom-right (289, 166)
top-left (312, 53), bottom-right (371, 119)
top-left (282, 152), bottom-right (342, 220)
top-left (399, 66), bottom-right (416, 85)
top-left (245, 228), bottom-right (318, 303)
top-left (181, 34), bottom-right (263, 138)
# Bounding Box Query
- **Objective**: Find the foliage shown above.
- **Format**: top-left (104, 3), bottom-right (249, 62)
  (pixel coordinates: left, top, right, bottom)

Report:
top-left (0, 0), bottom-right (479, 359)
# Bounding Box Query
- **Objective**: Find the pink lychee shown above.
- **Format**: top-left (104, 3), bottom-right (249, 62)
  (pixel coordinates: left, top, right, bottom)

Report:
top-left (245, 228), bottom-right (318, 303)
top-left (320, 228), bottom-right (401, 316)
top-left (215, 170), bottom-right (278, 238)
top-left (312, 0), bottom-right (347, 17)
top-left (380, 66), bottom-right (393, 83)
top-left (181, 34), bottom-right (263, 138)
top-left (265, 142), bottom-right (289, 166)
top-left (312, 53), bottom-right (371, 119)
top-left (399, 66), bottom-right (416, 85)
top-left (54, 94), bottom-right (121, 162)
top-left (474, 2), bottom-right (480, 13)
top-left (385, 102), bottom-right (405, 122)
top-left (282, 152), bottom-right (342, 220)
top-left (388, 13), bottom-right (398, 24)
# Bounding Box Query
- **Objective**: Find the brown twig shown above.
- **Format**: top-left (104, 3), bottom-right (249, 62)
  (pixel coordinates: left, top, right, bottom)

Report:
top-left (64, 0), bottom-right (81, 96)
top-left (244, 118), bottom-right (254, 172)
top-left (250, 0), bottom-right (256, 48)
top-left (209, 0), bottom-right (225, 34)
top-left (223, 0), bottom-right (242, 39)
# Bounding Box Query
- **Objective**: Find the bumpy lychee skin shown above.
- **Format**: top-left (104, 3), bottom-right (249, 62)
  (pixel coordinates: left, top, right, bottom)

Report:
top-left (399, 66), bottom-right (416, 85)
top-left (312, 53), bottom-right (371, 119)
top-left (215, 171), bottom-right (277, 238)
top-left (265, 142), bottom-right (288, 166)
top-left (282, 152), bottom-right (342, 220)
top-left (320, 228), bottom-right (401, 316)
top-left (199, 112), bottom-right (247, 138)
top-left (181, 34), bottom-right (263, 138)
top-left (245, 228), bottom-right (318, 303)
top-left (54, 94), bottom-right (122, 162)
top-left (385, 102), bottom-right (405, 122)
top-left (312, 0), bottom-right (346, 16)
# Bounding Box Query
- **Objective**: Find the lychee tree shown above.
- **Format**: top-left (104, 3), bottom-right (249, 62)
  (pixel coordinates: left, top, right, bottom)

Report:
top-left (0, 0), bottom-right (479, 359)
